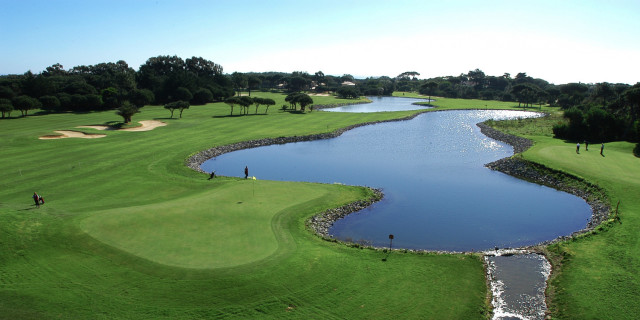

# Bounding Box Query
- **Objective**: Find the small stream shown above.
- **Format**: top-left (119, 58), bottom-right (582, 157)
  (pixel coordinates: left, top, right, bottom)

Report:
top-left (485, 251), bottom-right (551, 320)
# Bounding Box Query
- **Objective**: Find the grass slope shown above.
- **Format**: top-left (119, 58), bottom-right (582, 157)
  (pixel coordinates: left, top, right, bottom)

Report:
top-left (0, 93), bottom-right (488, 319)
top-left (490, 116), bottom-right (640, 319)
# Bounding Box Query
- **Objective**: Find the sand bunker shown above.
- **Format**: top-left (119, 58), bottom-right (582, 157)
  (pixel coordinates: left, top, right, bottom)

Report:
top-left (39, 131), bottom-right (107, 140)
top-left (41, 120), bottom-right (167, 139)
top-left (119, 120), bottom-right (167, 131)
top-left (78, 120), bottom-right (167, 132)
top-left (76, 125), bottom-right (114, 131)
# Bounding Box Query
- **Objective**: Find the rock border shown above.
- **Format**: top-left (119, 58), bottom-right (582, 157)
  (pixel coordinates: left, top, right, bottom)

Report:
top-left (478, 121), bottom-right (611, 246)
top-left (305, 188), bottom-right (384, 237)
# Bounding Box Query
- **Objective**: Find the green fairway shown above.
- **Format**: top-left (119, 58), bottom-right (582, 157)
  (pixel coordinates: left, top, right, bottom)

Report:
top-left (0, 93), bottom-right (489, 319)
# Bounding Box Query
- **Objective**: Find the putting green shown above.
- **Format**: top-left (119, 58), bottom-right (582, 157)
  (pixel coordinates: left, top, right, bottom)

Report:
top-left (80, 179), bottom-right (328, 269)
top-left (527, 138), bottom-right (640, 187)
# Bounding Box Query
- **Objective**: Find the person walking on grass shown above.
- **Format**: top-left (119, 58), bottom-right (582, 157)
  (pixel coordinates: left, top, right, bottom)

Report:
top-left (576, 142), bottom-right (580, 154)
top-left (32, 192), bottom-right (40, 208)
top-left (244, 166), bottom-right (249, 179)
top-left (601, 143), bottom-right (604, 156)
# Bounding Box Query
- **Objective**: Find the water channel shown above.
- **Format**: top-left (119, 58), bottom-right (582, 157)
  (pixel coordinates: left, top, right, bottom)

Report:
top-left (200, 96), bottom-right (589, 319)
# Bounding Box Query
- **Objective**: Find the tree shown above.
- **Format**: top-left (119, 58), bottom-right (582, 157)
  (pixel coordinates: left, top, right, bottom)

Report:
top-left (560, 83), bottom-right (589, 107)
top-left (116, 101), bottom-right (139, 123)
top-left (164, 102), bottom-right (178, 118)
top-left (0, 86), bottom-right (15, 100)
top-left (340, 74), bottom-right (355, 83)
top-left (420, 81), bottom-right (438, 102)
top-left (0, 98), bottom-right (13, 118)
top-left (12, 95), bottom-right (41, 116)
top-left (397, 71), bottom-right (420, 80)
top-left (336, 86), bottom-right (360, 99)
top-left (129, 89), bottom-right (154, 108)
top-left (85, 94), bottom-right (103, 110)
top-left (511, 83), bottom-right (541, 108)
top-left (39, 95), bottom-right (61, 112)
top-left (101, 87), bottom-right (120, 109)
top-left (252, 97), bottom-right (265, 114)
top-left (164, 100), bottom-right (189, 118)
top-left (592, 82), bottom-right (616, 105)
top-left (238, 96), bottom-right (253, 115)
top-left (231, 72), bottom-right (247, 96)
top-left (192, 88), bottom-right (213, 105)
top-left (514, 72), bottom-right (532, 84)
top-left (288, 76), bottom-right (309, 92)
top-left (467, 69), bottom-right (486, 90)
top-left (174, 87), bottom-right (193, 102)
top-left (585, 107), bottom-right (616, 141)
top-left (314, 71), bottom-right (325, 84)
top-left (178, 101), bottom-right (190, 118)
top-left (247, 76), bottom-right (262, 96)
top-left (262, 98), bottom-right (275, 114)
top-left (43, 63), bottom-right (66, 77)
top-left (284, 92), bottom-right (313, 112)
top-left (185, 56), bottom-right (223, 78)
top-left (297, 93), bottom-right (313, 112)
top-left (224, 96), bottom-right (241, 115)
top-left (285, 92), bottom-right (301, 110)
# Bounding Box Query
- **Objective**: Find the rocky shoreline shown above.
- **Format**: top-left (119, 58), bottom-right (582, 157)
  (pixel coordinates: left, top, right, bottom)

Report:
top-left (478, 121), bottom-right (611, 245)
top-left (305, 188), bottom-right (384, 238)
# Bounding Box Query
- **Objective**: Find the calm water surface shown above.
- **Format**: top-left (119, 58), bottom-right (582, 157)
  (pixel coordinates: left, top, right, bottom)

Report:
top-left (322, 96), bottom-right (431, 112)
top-left (201, 101), bottom-right (591, 251)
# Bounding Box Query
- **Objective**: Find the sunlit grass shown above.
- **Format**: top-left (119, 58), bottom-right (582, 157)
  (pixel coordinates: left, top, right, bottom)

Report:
top-left (0, 92), bottom-right (488, 319)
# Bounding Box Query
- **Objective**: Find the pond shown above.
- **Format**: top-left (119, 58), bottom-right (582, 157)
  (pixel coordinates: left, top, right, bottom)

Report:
top-left (322, 96), bottom-right (431, 112)
top-left (201, 99), bottom-right (591, 252)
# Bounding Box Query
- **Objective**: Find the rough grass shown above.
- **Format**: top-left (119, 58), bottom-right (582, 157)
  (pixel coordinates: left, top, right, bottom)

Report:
top-left (0, 92), bottom-right (488, 319)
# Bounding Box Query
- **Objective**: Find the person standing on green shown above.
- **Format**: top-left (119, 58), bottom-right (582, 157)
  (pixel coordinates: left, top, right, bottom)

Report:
top-left (600, 143), bottom-right (604, 156)
top-left (32, 192), bottom-right (40, 208)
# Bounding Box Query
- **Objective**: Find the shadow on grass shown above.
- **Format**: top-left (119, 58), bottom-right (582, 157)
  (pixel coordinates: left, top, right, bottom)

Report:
top-left (213, 113), bottom-right (269, 118)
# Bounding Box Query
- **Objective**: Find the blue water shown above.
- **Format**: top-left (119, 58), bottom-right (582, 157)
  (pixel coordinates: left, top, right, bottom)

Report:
top-left (201, 100), bottom-right (591, 251)
top-left (322, 96), bottom-right (431, 112)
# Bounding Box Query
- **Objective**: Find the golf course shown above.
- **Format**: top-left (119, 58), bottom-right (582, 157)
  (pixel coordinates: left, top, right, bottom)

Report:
top-left (1, 92), bottom-right (639, 319)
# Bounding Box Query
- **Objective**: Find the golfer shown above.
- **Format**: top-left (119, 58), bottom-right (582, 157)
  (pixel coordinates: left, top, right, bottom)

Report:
top-left (32, 192), bottom-right (40, 208)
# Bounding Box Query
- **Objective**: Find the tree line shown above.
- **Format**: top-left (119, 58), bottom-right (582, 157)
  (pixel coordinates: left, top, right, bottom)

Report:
top-left (1, 60), bottom-right (638, 147)
top-left (0, 56), bottom-right (235, 121)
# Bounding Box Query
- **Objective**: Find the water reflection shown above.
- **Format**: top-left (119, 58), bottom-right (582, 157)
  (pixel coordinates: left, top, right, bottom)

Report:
top-left (201, 108), bottom-right (591, 251)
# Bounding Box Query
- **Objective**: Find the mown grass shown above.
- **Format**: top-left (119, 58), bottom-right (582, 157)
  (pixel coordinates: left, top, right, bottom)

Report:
top-left (488, 114), bottom-right (640, 319)
top-left (0, 92), bottom-right (488, 319)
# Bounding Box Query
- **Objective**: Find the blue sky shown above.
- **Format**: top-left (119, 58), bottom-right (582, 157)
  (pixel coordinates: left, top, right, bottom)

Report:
top-left (1, 0), bottom-right (639, 84)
